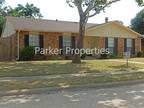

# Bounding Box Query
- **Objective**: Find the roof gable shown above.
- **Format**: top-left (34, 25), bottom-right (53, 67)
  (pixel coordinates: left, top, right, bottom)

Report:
top-left (86, 21), bottom-right (142, 38)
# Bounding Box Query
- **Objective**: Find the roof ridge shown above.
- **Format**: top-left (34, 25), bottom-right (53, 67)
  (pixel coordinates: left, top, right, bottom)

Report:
top-left (6, 16), bottom-right (97, 25)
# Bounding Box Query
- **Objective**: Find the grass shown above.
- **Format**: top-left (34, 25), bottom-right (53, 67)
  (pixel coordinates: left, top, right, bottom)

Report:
top-left (0, 59), bottom-right (144, 91)
top-left (0, 72), bottom-right (144, 91)
top-left (0, 60), bottom-right (144, 77)
top-left (129, 58), bottom-right (144, 62)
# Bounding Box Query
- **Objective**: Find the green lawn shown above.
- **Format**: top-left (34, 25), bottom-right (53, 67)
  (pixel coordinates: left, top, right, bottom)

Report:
top-left (0, 60), bottom-right (144, 77)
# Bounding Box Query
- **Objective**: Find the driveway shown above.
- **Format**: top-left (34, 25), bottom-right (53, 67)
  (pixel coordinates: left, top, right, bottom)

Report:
top-left (0, 83), bottom-right (144, 108)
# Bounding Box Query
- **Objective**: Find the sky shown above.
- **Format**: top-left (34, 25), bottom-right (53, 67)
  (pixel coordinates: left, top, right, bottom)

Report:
top-left (5, 0), bottom-right (143, 26)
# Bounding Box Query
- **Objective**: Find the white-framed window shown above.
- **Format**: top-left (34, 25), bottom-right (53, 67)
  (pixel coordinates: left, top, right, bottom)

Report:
top-left (63, 36), bottom-right (71, 48)
top-left (63, 36), bottom-right (71, 54)
top-left (127, 39), bottom-right (132, 48)
top-left (108, 38), bottom-right (114, 54)
top-left (126, 39), bottom-right (132, 52)
top-left (29, 34), bottom-right (40, 47)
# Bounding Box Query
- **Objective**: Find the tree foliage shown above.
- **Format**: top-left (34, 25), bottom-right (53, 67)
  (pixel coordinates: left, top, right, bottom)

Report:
top-left (0, 0), bottom-right (4, 5)
top-left (0, 0), bottom-right (5, 35)
top-left (0, 3), bottom-right (43, 36)
top-left (131, 9), bottom-right (144, 34)
top-left (0, 16), bottom-right (5, 35)
top-left (66, 0), bottom-right (120, 63)
top-left (136, 0), bottom-right (144, 6)
top-left (67, 0), bottom-right (120, 19)
top-left (8, 3), bottom-right (43, 18)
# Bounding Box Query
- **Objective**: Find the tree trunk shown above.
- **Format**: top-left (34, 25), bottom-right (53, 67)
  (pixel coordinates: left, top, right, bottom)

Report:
top-left (72, 16), bottom-right (86, 63)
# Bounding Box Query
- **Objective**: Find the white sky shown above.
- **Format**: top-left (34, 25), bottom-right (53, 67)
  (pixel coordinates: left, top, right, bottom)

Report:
top-left (5, 0), bottom-right (143, 26)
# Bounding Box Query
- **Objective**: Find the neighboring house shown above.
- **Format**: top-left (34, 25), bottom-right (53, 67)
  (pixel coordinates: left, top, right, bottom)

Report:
top-left (0, 16), bottom-right (142, 60)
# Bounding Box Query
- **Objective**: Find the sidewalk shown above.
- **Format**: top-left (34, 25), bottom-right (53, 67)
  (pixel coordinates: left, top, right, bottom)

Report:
top-left (0, 69), bottom-right (144, 82)
top-left (1, 79), bottom-right (144, 97)
top-left (107, 59), bottom-right (144, 65)
top-left (0, 73), bottom-right (109, 82)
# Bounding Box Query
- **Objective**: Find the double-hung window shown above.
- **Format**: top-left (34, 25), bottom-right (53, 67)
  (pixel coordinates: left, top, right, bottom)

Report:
top-left (29, 34), bottom-right (40, 47)
top-left (63, 36), bottom-right (71, 54)
top-left (108, 38), bottom-right (114, 54)
top-left (126, 39), bottom-right (132, 53)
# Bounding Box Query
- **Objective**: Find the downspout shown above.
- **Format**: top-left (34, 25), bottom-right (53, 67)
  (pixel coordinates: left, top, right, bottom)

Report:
top-left (17, 30), bottom-right (20, 60)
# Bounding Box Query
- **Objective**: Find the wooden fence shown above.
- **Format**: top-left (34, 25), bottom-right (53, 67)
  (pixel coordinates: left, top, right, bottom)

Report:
top-left (0, 35), bottom-right (17, 60)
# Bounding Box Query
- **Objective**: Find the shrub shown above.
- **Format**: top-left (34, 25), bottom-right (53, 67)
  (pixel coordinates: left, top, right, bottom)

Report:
top-left (20, 46), bottom-right (35, 61)
top-left (100, 52), bottom-right (109, 59)
top-left (81, 53), bottom-right (87, 59)
top-left (137, 51), bottom-right (143, 57)
top-left (109, 54), bottom-right (118, 59)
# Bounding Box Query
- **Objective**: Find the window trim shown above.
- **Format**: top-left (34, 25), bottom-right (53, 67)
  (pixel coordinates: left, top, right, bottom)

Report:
top-left (29, 33), bottom-right (40, 47)
top-left (108, 38), bottom-right (114, 48)
top-left (126, 38), bottom-right (132, 48)
top-left (63, 36), bottom-right (72, 48)
top-left (62, 36), bottom-right (72, 55)
top-left (108, 37), bottom-right (115, 54)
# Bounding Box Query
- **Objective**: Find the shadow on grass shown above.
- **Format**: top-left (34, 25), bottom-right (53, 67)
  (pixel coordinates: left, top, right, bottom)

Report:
top-left (108, 64), bottom-right (139, 71)
top-left (0, 60), bottom-right (143, 77)
top-left (0, 61), bottom-right (101, 77)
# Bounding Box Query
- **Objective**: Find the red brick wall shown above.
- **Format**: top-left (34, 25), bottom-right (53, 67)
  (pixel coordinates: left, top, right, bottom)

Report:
top-left (135, 38), bottom-right (141, 53)
top-left (98, 37), bottom-right (105, 48)
top-left (18, 31), bottom-right (141, 59)
top-left (141, 38), bottom-right (144, 52)
top-left (41, 32), bottom-right (62, 49)
top-left (19, 31), bottom-right (29, 50)
top-left (118, 38), bottom-right (124, 56)
top-left (19, 31), bottom-right (62, 50)
top-left (117, 38), bottom-right (141, 56)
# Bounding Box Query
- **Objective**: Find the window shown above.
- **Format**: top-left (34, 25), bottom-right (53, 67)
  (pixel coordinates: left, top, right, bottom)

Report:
top-left (63, 36), bottom-right (71, 47)
top-left (29, 34), bottom-right (40, 47)
top-left (108, 38), bottom-right (114, 54)
top-left (127, 39), bottom-right (132, 47)
top-left (63, 36), bottom-right (71, 54)
top-left (126, 39), bottom-right (132, 52)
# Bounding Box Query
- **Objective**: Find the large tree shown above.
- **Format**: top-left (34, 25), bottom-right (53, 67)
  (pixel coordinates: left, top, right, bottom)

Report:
top-left (66, 0), bottom-right (120, 63)
top-left (0, 0), bottom-right (4, 5)
top-left (0, 0), bottom-right (5, 35)
top-left (131, 9), bottom-right (144, 34)
top-left (0, 3), bottom-right (43, 36)
top-left (8, 3), bottom-right (43, 18)
top-left (136, 0), bottom-right (144, 6)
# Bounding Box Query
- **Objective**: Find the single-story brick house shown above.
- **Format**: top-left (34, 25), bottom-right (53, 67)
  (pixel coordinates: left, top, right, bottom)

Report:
top-left (0, 16), bottom-right (142, 60)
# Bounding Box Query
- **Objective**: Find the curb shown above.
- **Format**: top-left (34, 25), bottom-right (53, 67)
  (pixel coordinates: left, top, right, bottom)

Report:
top-left (0, 71), bottom-right (144, 82)
top-left (0, 79), bottom-right (144, 96)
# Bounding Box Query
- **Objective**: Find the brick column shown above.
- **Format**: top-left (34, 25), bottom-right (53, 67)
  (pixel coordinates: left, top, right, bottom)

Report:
top-left (98, 37), bottom-right (105, 48)
top-left (118, 38), bottom-right (124, 56)
top-left (135, 38), bottom-right (141, 53)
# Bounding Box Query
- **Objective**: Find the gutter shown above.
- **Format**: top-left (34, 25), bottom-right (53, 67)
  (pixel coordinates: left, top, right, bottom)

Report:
top-left (16, 30), bottom-right (20, 60)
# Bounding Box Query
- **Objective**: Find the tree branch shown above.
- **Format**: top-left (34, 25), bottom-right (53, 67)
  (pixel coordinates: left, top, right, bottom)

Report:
top-left (74, 0), bottom-right (84, 15)
top-left (84, 0), bottom-right (94, 15)
top-left (88, 0), bottom-right (120, 18)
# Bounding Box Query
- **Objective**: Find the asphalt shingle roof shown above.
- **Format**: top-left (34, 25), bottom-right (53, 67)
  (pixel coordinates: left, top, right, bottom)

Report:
top-left (7, 16), bottom-right (97, 32)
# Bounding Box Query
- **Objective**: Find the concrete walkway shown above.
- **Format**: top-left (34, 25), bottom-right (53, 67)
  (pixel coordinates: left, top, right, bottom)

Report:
top-left (0, 73), bottom-right (110, 82)
top-left (0, 70), bottom-right (144, 82)
top-left (107, 59), bottom-right (144, 65)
